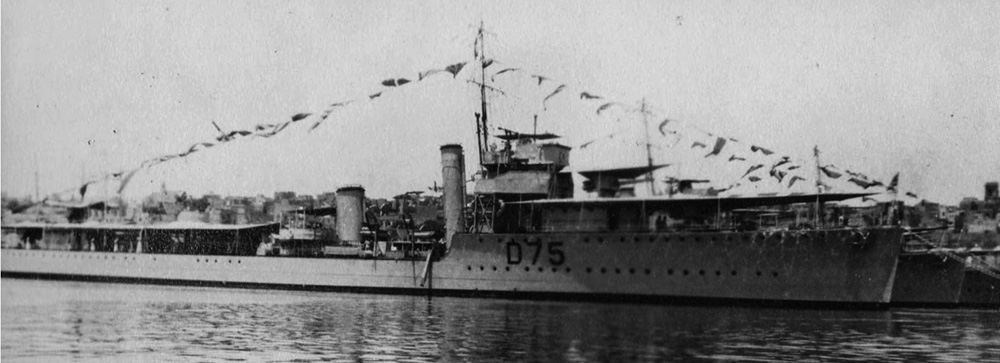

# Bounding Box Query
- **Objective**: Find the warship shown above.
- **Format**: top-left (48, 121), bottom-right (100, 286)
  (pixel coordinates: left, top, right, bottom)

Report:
top-left (1, 27), bottom-right (908, 309)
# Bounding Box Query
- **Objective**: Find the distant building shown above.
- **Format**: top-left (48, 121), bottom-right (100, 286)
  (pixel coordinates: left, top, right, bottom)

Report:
top-left (939, 205), bottom-right (960, 222)
top-left (204, 193), bottom-right (224, 209)
top-left (177, 208), bottom-right (205, 222)
top-left (291, 195), bottom-right (316, 208)
top-left (270, 199), bottom-right (298, 222)
top-left (318, 192), bottom-right (337, 207)
top-left (897, 201), bottom-right (943, 228)
top-left (955, 182), bottom-right (1000, 228)
top-left (960, 197), bottom-right (984, 212)
top-left (142, 190), bottom-right (184, 222)
top-left (249, 195), bottom-right (267, 212)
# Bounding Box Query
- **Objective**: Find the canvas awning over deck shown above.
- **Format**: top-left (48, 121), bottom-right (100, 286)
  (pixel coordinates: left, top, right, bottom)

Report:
top-left (507, 193), bottom-right (874, 211)
top-left (0, 222), bottom-right (281, 234)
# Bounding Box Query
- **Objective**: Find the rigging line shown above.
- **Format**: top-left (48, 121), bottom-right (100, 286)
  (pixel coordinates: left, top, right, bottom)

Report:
top-left (579, 128), bottom-right (628, 148)
top-left (642, 107), bottom-right (832, 180)
top-left (467, 23), bottom-right (497, 37)
top-left (466, 80), bottom-right (512, 97)
top-left (626, 100), bottom-right (719, 138)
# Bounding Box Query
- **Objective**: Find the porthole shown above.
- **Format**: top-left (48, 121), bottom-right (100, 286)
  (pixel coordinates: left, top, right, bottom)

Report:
top-left (756, 271), bottom-right (762, 277)
top-left (683, 270), bottom-right (689, 276)
top-left (644, 269), bottom-right (651, 275)
top-left (648, 237), bottom-right (655, 242)
top-left (479, 266), bottom-right (484, 271)
top-left (668, 269), bottom-right (674, 275)
top-left (197, 259), bottom-right (200, 262)
top-left (583, 238), bottom-right (589, 243)
top-left (505, 266), bottom-right (510, 271)
top-left (715, 270), bottom-right (721, 276)
top-left (551, 267), bottom-right (558, 272)
top-left (695, 237), bottom-right (702, 242)
top-left (493, 266), bottom-right (497, 271)
top-left (478, 238), bottom-right (483, 243)
top-left (633, 237), bottom-right (639, 242)
top-left (598, 238), bottom-right (604, 243)
top-left (228, 260), bottom-right (232, 263)
top-left (537, 267), bottom-right (544, 272)
top-left (586, 267), bottom-right (592, 273)
top-left (565, 267), bottom-right (572, 273)
top-left (467, 266), bottom-right (472, 271)
top-left (772, 271), bottom-right (778, 277)
top-left (629, 268), bottom-right (635, 274)
top-left (731, 270), bottom-right (737, 276)
top-left (699, 270), bottom-right (705, 276)
top-left (615, 268), bottom-right (621, 274)
top-left (679, 237), bottom-right (685, 242)
top-left (524, 267), bottom-right (530, 272)
top-left (600, 268), bottom-right (607, 274)
top-left (619, 237), bottom-right (625, 243)
top-left (237, 260), bottom-right (241, 264)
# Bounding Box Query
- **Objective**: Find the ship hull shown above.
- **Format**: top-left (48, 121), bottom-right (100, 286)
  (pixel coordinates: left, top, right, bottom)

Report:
top-left (891, 253), bottom-right (1000, 308)
top-left (1, 228), bottom-right (903, 308)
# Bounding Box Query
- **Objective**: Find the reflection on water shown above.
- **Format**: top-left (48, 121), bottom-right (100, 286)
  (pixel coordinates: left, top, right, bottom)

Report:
top-left (2, 278), bottom-right (998, 362)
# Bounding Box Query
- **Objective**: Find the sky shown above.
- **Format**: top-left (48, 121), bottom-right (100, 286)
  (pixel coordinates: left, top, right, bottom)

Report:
top-left (2, 0), bottom-right (998, 205)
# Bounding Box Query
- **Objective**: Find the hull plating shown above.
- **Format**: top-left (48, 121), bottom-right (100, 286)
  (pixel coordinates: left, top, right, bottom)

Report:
top-left (891, 253), bottom-right (1000, 307)
top-left (1, 228), bottom-right (902, 306)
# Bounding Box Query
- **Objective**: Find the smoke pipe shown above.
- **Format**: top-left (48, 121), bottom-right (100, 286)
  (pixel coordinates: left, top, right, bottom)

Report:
top-left (440, 144), bottom-right (466, 248)
top-left (335, 185), bottom-right (365, 244)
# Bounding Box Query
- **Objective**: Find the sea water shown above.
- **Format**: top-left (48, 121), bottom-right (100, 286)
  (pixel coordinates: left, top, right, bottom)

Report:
top-left (2, 278), bottom-right (998, 362)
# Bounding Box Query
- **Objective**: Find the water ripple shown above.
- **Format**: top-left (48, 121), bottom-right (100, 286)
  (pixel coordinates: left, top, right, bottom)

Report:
top-left (3, 279), bottom-right (999, 362)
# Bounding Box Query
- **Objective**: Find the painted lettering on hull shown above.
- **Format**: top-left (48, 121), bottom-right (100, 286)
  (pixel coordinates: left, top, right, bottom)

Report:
top-left (506, 238), bottom-right (565, 266)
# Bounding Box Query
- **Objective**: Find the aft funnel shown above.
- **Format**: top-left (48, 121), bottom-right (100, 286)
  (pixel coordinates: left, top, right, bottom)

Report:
top-left (335, 185), bottom-right (365, 244)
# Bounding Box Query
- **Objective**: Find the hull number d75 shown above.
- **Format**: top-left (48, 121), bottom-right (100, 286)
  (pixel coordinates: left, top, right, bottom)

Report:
top-left (506, 238), bottom-right (565, 266)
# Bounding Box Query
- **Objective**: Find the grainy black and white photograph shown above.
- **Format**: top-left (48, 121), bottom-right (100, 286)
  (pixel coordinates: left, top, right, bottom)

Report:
top-left (2, 1), bottom-right (999, 362)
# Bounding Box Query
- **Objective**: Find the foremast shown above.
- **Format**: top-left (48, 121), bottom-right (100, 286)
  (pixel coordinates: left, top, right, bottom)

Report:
top-left (464, 24), bottom-right (573, 233)
top-left (474, 22), bottom-right (490, 172)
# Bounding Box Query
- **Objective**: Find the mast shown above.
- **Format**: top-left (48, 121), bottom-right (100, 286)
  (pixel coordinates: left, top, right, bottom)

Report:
top-left (476, 22), bottom-right (489, 171)
top-left (34, 152), bottom-right (40, 203)
top-left (814, 145), bottom-right (822, 227)
top-left (641, 99), bottom-right (655, 195)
